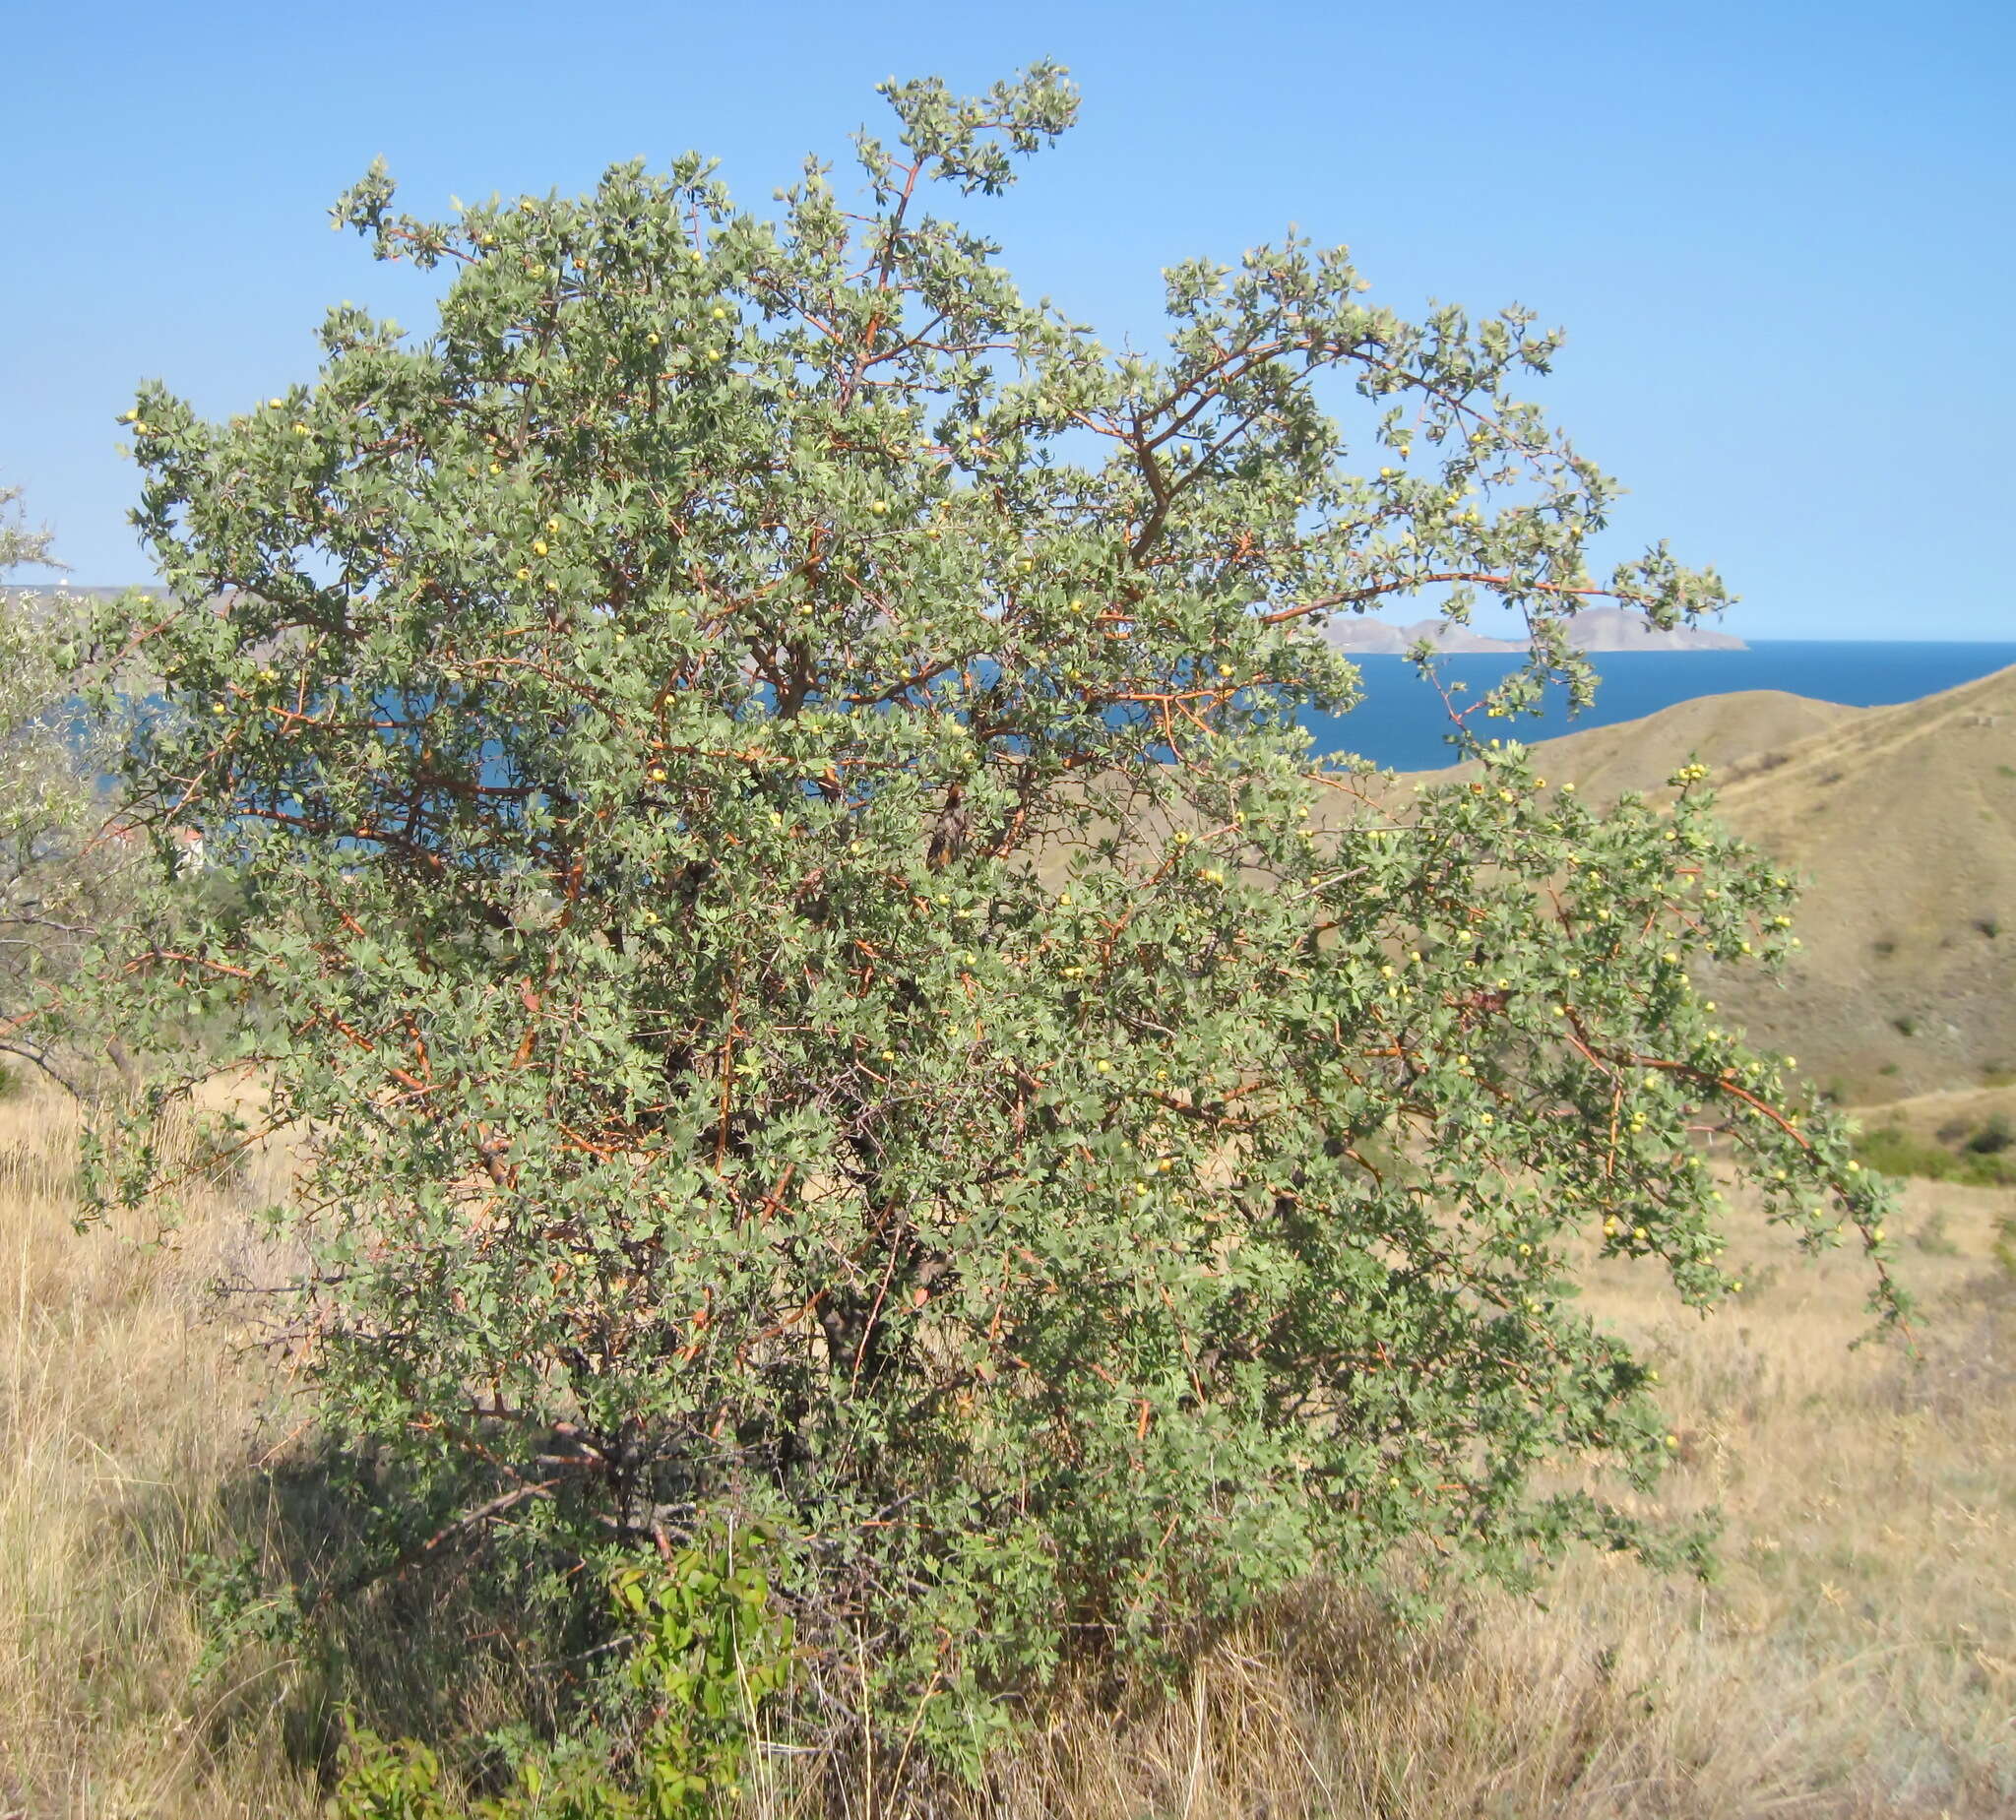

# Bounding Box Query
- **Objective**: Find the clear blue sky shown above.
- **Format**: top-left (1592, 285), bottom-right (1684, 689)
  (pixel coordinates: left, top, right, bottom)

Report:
top-left (4, 0), bottom-right (2010, 638)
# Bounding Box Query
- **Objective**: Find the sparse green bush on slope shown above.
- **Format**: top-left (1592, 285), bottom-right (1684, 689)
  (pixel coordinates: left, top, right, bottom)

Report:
top-left (0, 487), bottom-right (149, 1094)
top-left (84, 67), bottom-right (1901, 1795)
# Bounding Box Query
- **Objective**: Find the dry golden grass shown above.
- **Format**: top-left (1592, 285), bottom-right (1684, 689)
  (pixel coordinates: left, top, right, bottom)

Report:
top-left (1, 1087), bottom-right (2011, 1817)
top-left (0, 1091), bottom-right (318, 1818)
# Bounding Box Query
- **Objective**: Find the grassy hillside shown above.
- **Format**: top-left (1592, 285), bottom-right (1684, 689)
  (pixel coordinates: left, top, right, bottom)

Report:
top-left (1449, 687), bottom-right (1856, 802)
top-left (1400, 666), bottom-right (2016, 1102)
top-left (1710, 666), bottom-right (2016, 1100)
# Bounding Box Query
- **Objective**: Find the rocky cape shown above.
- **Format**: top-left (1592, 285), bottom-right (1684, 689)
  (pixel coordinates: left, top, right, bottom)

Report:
top-left (1319, 607), bottom-right (1745, 654)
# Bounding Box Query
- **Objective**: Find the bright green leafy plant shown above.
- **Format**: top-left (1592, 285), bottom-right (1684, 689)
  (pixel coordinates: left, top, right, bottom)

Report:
top-left (88, 65), bottom-right (1901, 1779)
top-left (334, 1535), bottom-right (791, 1817)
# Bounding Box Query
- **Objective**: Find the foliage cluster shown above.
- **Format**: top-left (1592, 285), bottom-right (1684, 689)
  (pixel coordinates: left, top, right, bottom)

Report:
top-left (83, 66), bottom-right (1899, 1784)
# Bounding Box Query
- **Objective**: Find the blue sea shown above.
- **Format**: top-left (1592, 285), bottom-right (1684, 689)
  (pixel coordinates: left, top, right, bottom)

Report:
top-left (1296, 642), bottom-right (2016, 773)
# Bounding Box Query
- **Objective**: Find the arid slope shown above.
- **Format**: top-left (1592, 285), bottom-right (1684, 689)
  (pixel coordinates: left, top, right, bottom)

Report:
top-left (1470, 688), bottom-right (1856, 802)
top-left (1408, 667), bottom-right (2016, 1100)
top-left (1709, 666), bottom-right (2016, 1098)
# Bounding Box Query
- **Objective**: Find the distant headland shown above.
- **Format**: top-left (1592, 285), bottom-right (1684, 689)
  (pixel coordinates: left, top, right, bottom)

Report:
top-left (1319, 606), bottom-right (1745, 654)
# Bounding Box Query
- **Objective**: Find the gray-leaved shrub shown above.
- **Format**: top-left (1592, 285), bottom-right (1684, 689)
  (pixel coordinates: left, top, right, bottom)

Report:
top-left (85, 66), bottom-right (1901, 1776)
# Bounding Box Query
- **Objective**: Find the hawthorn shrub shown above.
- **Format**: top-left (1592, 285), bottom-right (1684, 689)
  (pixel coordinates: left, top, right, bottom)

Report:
top-left (88, 66), bottom-right (1900, 1780)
